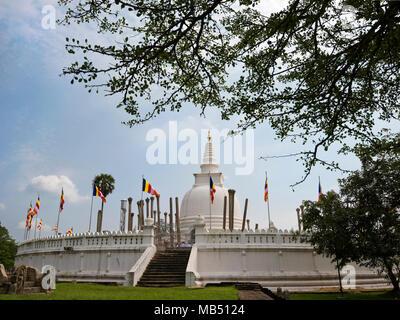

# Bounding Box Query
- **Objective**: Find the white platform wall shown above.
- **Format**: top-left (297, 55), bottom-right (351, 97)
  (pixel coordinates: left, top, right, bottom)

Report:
top-left (185, 217), bottom-right (391, 291)
top-left (15, 226), bottom-right (155, 285)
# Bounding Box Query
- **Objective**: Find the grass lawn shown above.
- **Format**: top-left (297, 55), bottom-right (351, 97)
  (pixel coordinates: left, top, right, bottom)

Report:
top-left (0, 283), bottom-right (239, 300)
top-left (290, 290), bottom-right (400, 300)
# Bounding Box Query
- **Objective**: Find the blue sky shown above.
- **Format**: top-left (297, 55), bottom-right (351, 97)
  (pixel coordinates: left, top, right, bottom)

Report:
top-left (0, 1), bottom-right (373, 242)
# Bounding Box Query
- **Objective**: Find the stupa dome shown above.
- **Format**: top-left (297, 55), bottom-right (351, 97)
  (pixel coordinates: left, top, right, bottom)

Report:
top-left (179, 132), bottom-right (243, 240)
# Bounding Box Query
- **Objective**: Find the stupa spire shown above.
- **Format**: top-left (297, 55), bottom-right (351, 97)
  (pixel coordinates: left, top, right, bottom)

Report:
top-left (200, 130), bottom-right (219, 173)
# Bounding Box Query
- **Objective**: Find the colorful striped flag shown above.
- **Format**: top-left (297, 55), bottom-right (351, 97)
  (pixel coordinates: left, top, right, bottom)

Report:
top-left (53, 226), bottom-right (58, 232)
top-left (93, 185), bottom-right (106, 203)
top-left (142, 178), bottom-right (160, 197)
top-left (26, 202), bottom-right (33, 227)
top-left (37, 220), bottom-right (42, 230)
top-left (66, 227), bottom-right (73, 235)
top-left (210, 176), bottom-right (216, 204)
top-left (59, 188), bottom-right (65, 213)
top-left (32, 197), bottom-right (40, 216)
top-left (318, 179), bottom-right (323, 201)
top-left (27, 215), bottom-right (33, 231)
top-left (264, 176), bottom-right (269, 202)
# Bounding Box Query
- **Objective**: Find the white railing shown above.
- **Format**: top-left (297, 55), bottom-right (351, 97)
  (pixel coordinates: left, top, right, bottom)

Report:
top-left (125, 245), bottom-right (157, 286)
top-left (17, 229), bottom-right (154, 255)
top-left (194, 227), bottom-right (311, 247)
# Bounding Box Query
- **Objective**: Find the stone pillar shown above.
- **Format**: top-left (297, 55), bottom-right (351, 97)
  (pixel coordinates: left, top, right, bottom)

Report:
top-left (136, 201), bottom-right (141, 230)
top-left (143, 218), bottom-right (155, 246)
top-left (164, 212), bottom-right (168, 232)
top-left (145, 198), bottom-right (150, 218)
top-left (296, 208), bottom-right (301, 232)
top-left (141, 200), bottom-right (145, 229)
top-left (255, 223), bottom-right (259, 230)
top-left (246, 219), bottom-right (250, 231)
top-left (228, 189), bottom-right (235, 231)
top-left (223, 195), bottom-right (227, 230)
top-left (241, 198), bottom-right (248, 232)
top-left (96, 210), bottom-right (102, 232)
top-left (175, 197), bottom-right (181, 247)
top-left (169, 197), bottom-right (174, 247)
top-left (156, 196), bottom-right (161, 244)
top-left (300, 205), bottom-right (304, 231)
top-left (120, 199), bottom-right (127, 232)
top-left (128, 197), bottom-right (133, 231)
top-left (150, 196), bottom-right (154, 219)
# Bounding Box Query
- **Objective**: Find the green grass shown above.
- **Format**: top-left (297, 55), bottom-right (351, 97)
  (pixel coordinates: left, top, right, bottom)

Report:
top-left (290, 290), bottom-right (400, 300)
top-left (0, 283), bottom-right (239, 300)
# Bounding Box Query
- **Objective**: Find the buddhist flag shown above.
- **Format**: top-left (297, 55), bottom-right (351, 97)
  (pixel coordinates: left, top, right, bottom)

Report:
top-left (264, 176), bottom-right (269, 202)
top-left (59, 188), bottom-right (65, 213)
top-left (27, 215), bottom-right (33, 231)
top-left (32, 197), bottom-right (40, 216)
top-left (210, 176), bottom-right (216, 204)
top-left (318, 178), bottom-right (323, 201)
top-left (142, 178), bottom-right (160, 197)
top-left (53, 226), bottom-right (58, 232)
top-left (26, 202), bottom-right (33, 227)
top-left (37, 220), bottom-right (42, 230)
top-left (66, 227), bottom-right (73, 235)
top-left (93, 185), bottom-right (106, 203)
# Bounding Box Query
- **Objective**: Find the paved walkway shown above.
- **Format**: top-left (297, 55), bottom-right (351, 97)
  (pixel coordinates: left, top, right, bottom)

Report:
top-left (238, 289), bottom-right (274, 300)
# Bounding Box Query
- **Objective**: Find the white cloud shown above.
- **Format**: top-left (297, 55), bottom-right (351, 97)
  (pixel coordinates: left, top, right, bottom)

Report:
top-left (0, 203), bottom-right (5, 210)
top-left (28, 175), bottom-right (89, 203)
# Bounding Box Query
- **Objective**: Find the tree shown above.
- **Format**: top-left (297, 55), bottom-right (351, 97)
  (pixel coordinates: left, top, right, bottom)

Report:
top-left (302, 134), bottom-right (400, 294)
top-left (338, 136), bottom-right (400, 294)
top-left (0, 221), bottom-right (18, 270)
top-left (58, 0), bottom-right (400, 185)
top-left (301, 191), bottom-right (357, 295)
top-left (93, 173), bottom-right (115, 215)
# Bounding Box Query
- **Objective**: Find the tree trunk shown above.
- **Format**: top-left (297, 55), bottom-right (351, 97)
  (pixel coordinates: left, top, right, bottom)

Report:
top-left (384, 259), bottom-right (400, 293)
top-left (336, 260), bottom-right (344, 296)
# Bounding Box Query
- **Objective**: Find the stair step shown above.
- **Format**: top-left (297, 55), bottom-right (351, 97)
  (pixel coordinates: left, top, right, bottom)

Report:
top-left (137, 249), bottom-right (191, 287)
top-left (22, 287), bottom-right (43, 294)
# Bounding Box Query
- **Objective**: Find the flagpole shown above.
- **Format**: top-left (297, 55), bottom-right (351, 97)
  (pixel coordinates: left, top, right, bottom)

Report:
top-left (34, 213), bottom-right (38, 239)
top-left (209, 171), bottom-right (211, 230)
top-left (56, 188), bottom-right (63, 235)
top-left (88, 183), bottom-right (94, 233)
top-left (266, 171), bottom-right (271, 229)
top-left (33, 194), bottom-right (39, 239)
top-left (141, 175), bottom-right (144, 201)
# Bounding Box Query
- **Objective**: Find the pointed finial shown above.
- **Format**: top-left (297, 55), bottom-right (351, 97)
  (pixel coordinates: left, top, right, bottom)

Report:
top-left (208, 130), bottom-right (211, 142)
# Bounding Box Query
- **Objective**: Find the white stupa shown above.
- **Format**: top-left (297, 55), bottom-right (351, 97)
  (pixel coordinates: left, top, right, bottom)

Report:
top-left (179, 132), bottom-right (243, 240)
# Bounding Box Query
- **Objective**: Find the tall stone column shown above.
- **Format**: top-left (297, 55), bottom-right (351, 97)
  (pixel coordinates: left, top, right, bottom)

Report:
top-left (169, 197), bottom-right (174, 247)
top-left (128, 197), bottom-right (133, 231)
top-left (300, 205), bottom-right (304, 231)
top-left (136, 201), bottom-right (141, 230)
top-left (246, 219), bottom-right (250, 231)
top-left (145, 198), bottom-right (150, 218)
top-left (120, 200), bottom-right (127, 232)
top-left (150, 197), bottom-right (154, 219)
top-left (175, 197), bottom-right (181, 247)
top-left (140, 200), bottom-right (145, 229)
top-left (96, 210), bottom-right (102, 233)
top-left (156, 196), bottom-right (161, 245)
top-left (164, 212), bottom-right (168, 235)
top-left (228, 189), bottom-right (235, 231)
top-left (296, 208), bottom-right (301, 232)
top-left (223, 195), bottom-right (227, 230)
top-left (241, 198), bottom-right (248, 232)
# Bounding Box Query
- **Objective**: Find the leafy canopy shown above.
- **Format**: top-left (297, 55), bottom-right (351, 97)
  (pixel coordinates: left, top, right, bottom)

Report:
top-left (59, 0), bottom-right (400, 184)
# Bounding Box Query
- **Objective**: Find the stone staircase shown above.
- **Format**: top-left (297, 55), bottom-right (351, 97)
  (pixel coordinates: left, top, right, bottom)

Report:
top-left (137, 248), bottom-right (191, 287)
